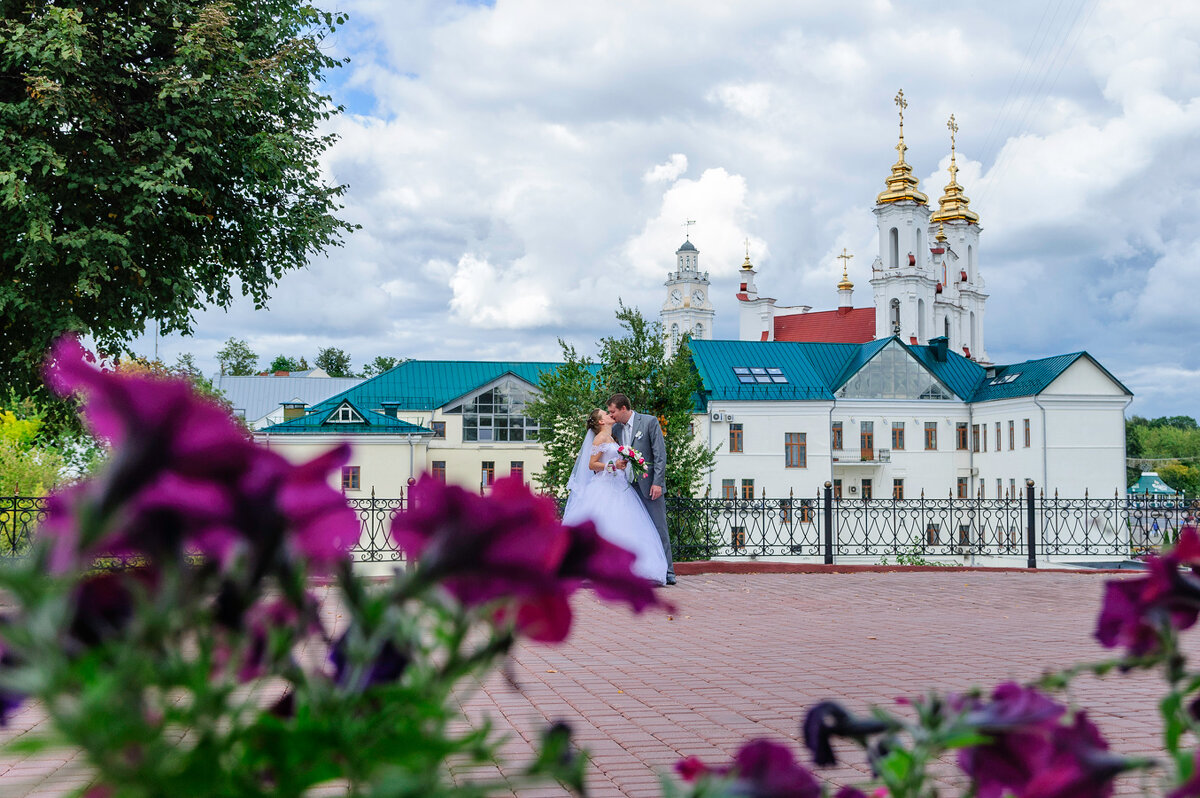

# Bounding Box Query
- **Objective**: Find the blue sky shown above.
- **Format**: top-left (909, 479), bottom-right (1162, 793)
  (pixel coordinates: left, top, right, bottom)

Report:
top-left (140, 0), bottom-right (1200, 419)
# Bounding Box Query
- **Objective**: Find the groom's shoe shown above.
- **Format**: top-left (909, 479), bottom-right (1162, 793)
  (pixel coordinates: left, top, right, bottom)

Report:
top-left (665, 575), bottom-right (677, 586)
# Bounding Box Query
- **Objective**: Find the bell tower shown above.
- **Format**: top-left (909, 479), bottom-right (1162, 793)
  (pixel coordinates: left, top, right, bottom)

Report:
top-left (661, 223), bottom-right (714, 358)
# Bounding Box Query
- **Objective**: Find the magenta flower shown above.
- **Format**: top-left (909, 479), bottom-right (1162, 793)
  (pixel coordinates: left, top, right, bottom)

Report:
top-left (675, 739), bottom-right (821, 798)
top-left (0, 634), bottom-right (23, 726)
top-left (1095, 526), bottom-right (1200, 657)
top-left (329, 629), bottom-right (410, 692)
top-left (958, 685), bottom-right (1127, 798)
top-left (41, 337), bottom-right (358, 580)
top-left (392, 476), bottom-right (663, 643)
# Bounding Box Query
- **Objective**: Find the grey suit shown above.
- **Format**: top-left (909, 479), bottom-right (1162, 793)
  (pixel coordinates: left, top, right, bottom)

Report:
top-left (615, 411), bottom-right (674, 580)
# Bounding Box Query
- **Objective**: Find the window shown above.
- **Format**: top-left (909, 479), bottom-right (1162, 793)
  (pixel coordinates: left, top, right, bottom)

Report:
top-left (835, 340), bottom-right (953, 400)
top-left (800, 499), bottom-right (814, 523)
top-left (784, 433), bottom-right (807, 468)
top-left (452, 378), bottom-right (540, 442)
top-left (330, 403), bottom-right (364, 423)
top-left (892, 479), bottom-right (904, 500)
top-left (510, 461), bottom-right (524, 480)
top-left (432, 461), bottom-right (446, 483)
top-left (956, 423), bottom-right (969, 451)
top-left (860, 421), bottom-right (874, 459)
top-left (1010, 478), bottom-right (1017, 499)
top-left (431, 421), bottom-right (446, 439)
top-left (958, 524), bottom-right (971, 547)
top-left (891, 422), bottom-right (905, 450)
top-left (925, 421), bottom-right (937, 450)
top-left (833, 479), bottom-right (843, 500)
top-left (741, 479), bottom-right (755, 500)
top-left (972, 424), bottom-right (980, 453)
top-left (832, 421), bottom-right (843, 450)
top-left (980, 482), bottom-right (985, 499)
top-left (861, 479), bottom-right (873, 500)
top-left (983, 425), bottom-right (987, 452)
top-left (481, 461), bottom-right (495, 487)
top-left (779, 498), bottom-right (792, 524)
top-left (721, 479), bottom-right (736, 500)
top-left (957, 477), bottom-right (968, 499)
top-left (995, 422), bottom-right (1001, 451)
top-left (731, 527), bottom-right (746, 551)
top-left (1008, 420), bottom-right (1015, 450)
top-left (729, 423), bottom-right (744, 453)
top-left (1024, 418), bottom-right (1031, 448)
top-left (926, 523), bottom-right (941, 545)
top-left (996, 478), bottom-right (1003, 499)
top-left (732, 366), bottom-right (787, 384)
top-left (282, 403), bottom-right (305, 421)
top-left (341, 466), bottom-right (360, 491)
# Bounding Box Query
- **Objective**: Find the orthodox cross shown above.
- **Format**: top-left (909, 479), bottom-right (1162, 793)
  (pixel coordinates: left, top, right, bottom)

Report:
top-left (894, 89), bottom-right (908, 162)
top-left (744, 237), bottom-right (751, 257)
top-left (947, 114), bottom-right (960, 182)
top-left (683, 219), bottom-right (696, 239)
top-left (837, 248), bottom-right (853, 280)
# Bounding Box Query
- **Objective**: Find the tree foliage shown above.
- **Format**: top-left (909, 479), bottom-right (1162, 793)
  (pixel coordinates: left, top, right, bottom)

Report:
top-left (0, 0), bottom-right (356, 399)
top-left (314, 346), bottom-right (354, 378)
top-left (362, 355), bottom-right (402, 377)
top-left (526, 304), bottom-right (715, 498)
top-left (268, 354), bottom-right (308, 373)
top-left (1127, 415), bottom-right (1200, 493)
top-left (216, 337), bottom-right (257, 376)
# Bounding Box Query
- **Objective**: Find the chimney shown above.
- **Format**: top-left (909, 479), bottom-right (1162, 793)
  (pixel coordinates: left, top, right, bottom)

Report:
top-left (929, 336), bottom-right (948, 363)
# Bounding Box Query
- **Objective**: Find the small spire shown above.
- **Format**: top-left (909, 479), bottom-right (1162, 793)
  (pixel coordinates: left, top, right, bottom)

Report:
top-left (836, 248), bottom-right (854, 290)
top-left (935, 222), bottom-right (947, 243)
top-left (931, 114), bottom-right (980, 224)
top-left (876, 89), bottom-right (928, 206)
top-left (741, 236), bottom-right (754, 271)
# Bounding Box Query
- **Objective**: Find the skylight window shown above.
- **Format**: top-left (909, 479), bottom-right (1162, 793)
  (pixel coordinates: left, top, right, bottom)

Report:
top-left (732, 366), bottom-right (788, 384)
top-left (988, 372), bottom-right (1021, 386)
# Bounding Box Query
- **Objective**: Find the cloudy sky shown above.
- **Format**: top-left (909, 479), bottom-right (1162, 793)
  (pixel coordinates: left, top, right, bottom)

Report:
top-left (143, 0), bottom-right (1199, 418)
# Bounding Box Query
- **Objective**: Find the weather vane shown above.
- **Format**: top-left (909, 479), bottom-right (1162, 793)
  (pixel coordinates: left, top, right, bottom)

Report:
top-left (683, 219), bottom-right (696, 239)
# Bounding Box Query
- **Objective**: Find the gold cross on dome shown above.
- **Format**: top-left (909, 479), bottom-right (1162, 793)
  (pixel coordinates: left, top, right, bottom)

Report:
top-left (837, 248), bottom-right (853, 278)
top-left (894, 89), bottom-right (907, 122)
top-left (744, 237), bottom-right (750, 257)
top-left (947, 114), bottom-right (958, 154)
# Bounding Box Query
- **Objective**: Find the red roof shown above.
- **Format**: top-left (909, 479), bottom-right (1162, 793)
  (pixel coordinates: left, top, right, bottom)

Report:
top-left (773, 307), bottom-right (876, 343)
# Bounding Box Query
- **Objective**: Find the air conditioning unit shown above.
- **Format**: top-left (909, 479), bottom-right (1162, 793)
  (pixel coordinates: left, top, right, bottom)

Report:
top-left (969, 467), bottom-right (979, 477)
top-left (711, 412), bottom-right (723, 422)
top-left (724, 413), bottom-right (735, 422)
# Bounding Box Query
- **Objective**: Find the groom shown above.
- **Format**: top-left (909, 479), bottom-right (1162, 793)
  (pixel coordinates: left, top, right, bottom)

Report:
top-left (607, 393), bottom-right (675, 585)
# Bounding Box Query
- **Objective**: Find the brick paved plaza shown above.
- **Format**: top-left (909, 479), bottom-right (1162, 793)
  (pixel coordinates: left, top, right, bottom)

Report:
top-left (0, 569), bottom-right (1180, 796)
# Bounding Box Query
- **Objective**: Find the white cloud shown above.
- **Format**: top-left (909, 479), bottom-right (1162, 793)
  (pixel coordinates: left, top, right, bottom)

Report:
top-left (447, 254), bottom-right (558, 330)
top-left (643, 154), bottom-right (688, 184)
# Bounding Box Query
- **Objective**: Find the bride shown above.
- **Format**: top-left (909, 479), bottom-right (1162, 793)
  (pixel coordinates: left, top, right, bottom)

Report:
top-left (562, 409), bottom-right (668, 586)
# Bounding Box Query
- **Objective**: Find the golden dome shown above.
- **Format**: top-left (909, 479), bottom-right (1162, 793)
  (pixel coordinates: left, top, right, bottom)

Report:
top-left (930, 114), bottom-right (980, 224)
top-left (876, 89), bottom-right (929, 206)
top-left (741, 238), bottom-right (755, 271)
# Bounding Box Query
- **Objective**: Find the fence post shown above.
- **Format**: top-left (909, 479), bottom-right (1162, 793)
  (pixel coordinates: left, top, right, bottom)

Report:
top-left (1025, 479), bottom-right (1037, 569)
top-left (823, 481), bottom-right (834, 565)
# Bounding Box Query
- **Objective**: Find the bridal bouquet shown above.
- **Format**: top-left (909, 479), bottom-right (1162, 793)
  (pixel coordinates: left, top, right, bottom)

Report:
top-left (616, 444), bottom-right (650, 483)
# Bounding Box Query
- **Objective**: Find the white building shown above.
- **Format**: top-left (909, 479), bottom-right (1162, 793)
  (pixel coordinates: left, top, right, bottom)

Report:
top-left (661, 238), bottom-right (714, 358)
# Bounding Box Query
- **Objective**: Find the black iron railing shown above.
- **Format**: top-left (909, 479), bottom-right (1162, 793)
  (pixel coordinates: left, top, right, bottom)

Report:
top-left (3, 489), bottom-right (1196, 565)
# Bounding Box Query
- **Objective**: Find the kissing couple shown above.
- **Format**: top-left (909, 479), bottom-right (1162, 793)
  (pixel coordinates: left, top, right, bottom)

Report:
top-left (561, 393), bottom-right (676, 586)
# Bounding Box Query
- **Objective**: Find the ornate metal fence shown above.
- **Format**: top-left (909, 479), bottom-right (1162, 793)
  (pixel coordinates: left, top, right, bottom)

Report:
top-left (3, 489), bottom-right (1196, 565)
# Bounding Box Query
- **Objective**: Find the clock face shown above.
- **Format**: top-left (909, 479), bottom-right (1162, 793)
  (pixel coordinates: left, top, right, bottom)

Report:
top-left (670, 289), bottom-right (682, 305)
top-left (691, 289), bottom-right (706, 305)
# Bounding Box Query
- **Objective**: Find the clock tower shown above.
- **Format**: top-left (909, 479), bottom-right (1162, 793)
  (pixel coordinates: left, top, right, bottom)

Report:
top-left (661, 236), bottom-right (714, 358)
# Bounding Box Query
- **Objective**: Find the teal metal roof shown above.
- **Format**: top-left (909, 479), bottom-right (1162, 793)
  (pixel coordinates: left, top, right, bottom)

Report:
top-left (689, 338), bottom-right (1127, 408)
top-left (263, 398), bottom-right (433, 435)
top-left (967, 352), bottom-right (1132, 402)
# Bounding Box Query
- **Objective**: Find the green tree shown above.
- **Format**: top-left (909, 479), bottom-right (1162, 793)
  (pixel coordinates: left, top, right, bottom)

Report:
top-left (526, 304), bottom-right (715, 498)
top-left (0, 1), bottom-right (355, 400)
top-left (315, 346), bottom-right (354, 378)
top-left (268, 355), bottom-right (308, 373)
top-left (216, 337), bottom-right (257, 376)
top-left (1157, 462), bottom-right (1200, 498)
top-left (173, 352), bottom-right (202, 380)
top-left (362, 355), bottom-right (402, 377)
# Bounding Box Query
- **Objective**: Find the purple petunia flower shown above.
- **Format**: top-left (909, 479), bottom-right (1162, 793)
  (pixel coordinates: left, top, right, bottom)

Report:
top-left (392, 476), bottom-right (664, 643)
top-left (674, 739), bottom-right (821, 798)
top-left (329, 629), bottom-right (410, 692)
top-left (1095, 526), bottom-right (1200, 657)
top-left (41, 337), bottom-right (358, 584)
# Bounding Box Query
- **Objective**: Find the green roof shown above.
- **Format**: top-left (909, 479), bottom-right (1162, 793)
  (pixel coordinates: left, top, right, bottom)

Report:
top-left (263, 398), bottom-right (433, 435)
top-left (689, 338), bottom-right (1128, 407)
top-left (1131, 472), bottom-right (1177, 495)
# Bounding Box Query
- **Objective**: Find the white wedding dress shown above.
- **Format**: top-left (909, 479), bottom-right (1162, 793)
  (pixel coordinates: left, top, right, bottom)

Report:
top-left (562, 441), bottom-right (668, 585)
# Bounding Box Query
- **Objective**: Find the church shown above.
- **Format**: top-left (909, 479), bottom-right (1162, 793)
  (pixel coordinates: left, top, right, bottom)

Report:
top-left (661, 95), bottom-right (1131, 501)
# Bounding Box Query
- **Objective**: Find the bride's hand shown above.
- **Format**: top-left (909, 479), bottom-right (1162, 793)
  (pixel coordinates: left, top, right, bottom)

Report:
top-left (613, 459), bottom-right (627, 470)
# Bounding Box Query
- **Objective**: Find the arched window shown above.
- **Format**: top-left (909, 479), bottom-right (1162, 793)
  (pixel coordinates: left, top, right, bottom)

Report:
top-left (889, 228), bottom-right (899, 269)
top-left (967, 245), bottom-right (975, 282)
top-left (944, 316), bottom-right (951, 342)
top-left (671, 323), bottom-right (680, 344)
top-left (970, 311), bottom-right (977, 354)
top-left (918, 299), bottom-right (926, 341)
top-left (889, 298), bottom-right (901, 334)
top-left (693, 322), bottom-right (704, 339)
top-left (916, 228), bottom-right (924, 262)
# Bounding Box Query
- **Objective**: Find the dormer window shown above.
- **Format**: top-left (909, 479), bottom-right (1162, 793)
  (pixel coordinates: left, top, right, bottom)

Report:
top-left (328, 402), bottom-right (364, 424)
